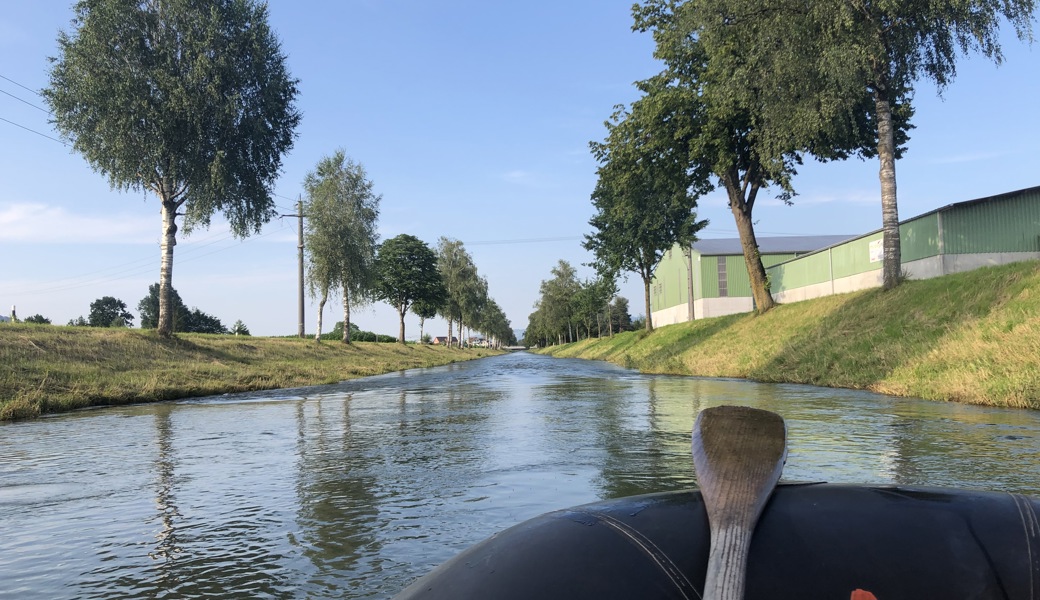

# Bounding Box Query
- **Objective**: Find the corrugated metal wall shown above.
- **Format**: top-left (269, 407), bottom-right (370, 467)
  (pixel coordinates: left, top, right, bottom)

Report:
top-left (771, 250), bottom-right (832, 292)
top-left (944, 190), bottom-right (1040, 253)
top-left (651, 247), bottom-right (688, 312)
top-left (768, 186), bottom-right (1040, 292)
top-left (651, 187), bottom-right (1040, 318)
top-left (700, 255), bottom-right (720, 299)
top-left (901, 212), bottom-right (940, 261)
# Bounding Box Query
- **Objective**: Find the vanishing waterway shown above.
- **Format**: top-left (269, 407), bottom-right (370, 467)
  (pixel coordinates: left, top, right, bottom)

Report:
top-left (3, 351), bottom-right (1040, 599)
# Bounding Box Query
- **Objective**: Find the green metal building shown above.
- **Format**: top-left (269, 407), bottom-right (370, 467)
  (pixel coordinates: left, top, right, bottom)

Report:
top-left (650, 185), bottom-right (1040, 326)
top-left (769, 185), bottom-right (1040, 303)
top-left (650, 235), bottom-right (853, 326)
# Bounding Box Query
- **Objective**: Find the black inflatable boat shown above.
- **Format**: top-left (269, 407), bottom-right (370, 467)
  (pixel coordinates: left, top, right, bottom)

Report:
top-left (393, 406), bottom-right (1040, 600)
top-left (393, 482), bottom-right (1040, 599)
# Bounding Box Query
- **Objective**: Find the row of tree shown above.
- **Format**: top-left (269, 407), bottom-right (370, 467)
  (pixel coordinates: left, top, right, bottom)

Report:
top-left (62, 288), bottom-right (250, 335)
top-left (523, 260), bottom-right (634, 347)
top-left (583, 0), bottom-right (1034, 331)
top-left (42, 0), bottom-right (514, 345)
top-left (301, 152), bottom-right (515, 347)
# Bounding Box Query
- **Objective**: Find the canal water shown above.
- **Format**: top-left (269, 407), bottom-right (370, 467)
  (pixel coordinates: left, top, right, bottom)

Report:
top-left (2, 351), bottom-right (1039, 599)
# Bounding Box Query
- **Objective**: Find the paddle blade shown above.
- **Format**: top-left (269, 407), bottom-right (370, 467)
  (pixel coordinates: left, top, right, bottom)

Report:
top-left (693, 405), bottom-right (787, 600)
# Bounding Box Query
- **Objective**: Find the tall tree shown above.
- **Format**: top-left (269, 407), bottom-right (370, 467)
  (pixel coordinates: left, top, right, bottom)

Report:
top-left (661, 0), bottom-right (1033, 291)
top-left (632, 0), bottom-right (893, 313)
top-left (88, 296), bottom-right (134, 327)
top-left (476, 299), bottom-right (513, 349)
top-left (436, 237), bottom-right (478, 348)
top-left (138, 282), bottom-right (225, 333)
top-left (538, 260), bottom-right (582, 344)
top-left (44, 0), bottom-right (300, 337)
top-left (460, 275), bottom-right (489, 346)
top-left (810, 0), bottom-right (1035, 289)
top-left (303, 151), bottom-right (380, 343)
top-left (586, 93), bottom-right (708, 330)
top-left (374, 234), bottom-right (446, 344)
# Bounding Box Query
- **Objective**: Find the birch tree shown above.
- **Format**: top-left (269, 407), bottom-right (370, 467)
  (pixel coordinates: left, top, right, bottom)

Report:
top-left (812, 0), bottom-right (1035, 289)
top-left (44, 0), bottom-right (300, 337)
top-left (665, 0), bottom-right (1034, 290)
top-left (303, 151), bottom-right (380, 343)
top-left (436, 237), bottom-right (477, 348)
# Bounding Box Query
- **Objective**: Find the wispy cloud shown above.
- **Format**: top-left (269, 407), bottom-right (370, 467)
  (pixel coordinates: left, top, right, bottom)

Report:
top-left (0, 203), bottom-right (156, 243)
top-left (502, 170), bottom-right (534, 185)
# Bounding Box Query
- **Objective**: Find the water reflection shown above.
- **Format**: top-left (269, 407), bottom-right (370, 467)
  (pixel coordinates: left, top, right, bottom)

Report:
top-left (2, 352), bottom-right (1040, 598)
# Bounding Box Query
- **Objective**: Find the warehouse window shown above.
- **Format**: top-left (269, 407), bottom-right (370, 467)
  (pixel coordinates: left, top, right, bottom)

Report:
top-left (718, 258), bottom-right (727, 297)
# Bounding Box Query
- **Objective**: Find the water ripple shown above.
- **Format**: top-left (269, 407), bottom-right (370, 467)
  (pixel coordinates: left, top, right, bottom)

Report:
top-left (3, 352), bottom-right (1040, 598)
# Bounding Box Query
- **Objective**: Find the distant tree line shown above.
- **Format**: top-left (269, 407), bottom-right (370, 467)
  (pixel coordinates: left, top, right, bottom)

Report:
top-left (61, 285), bottom-right (250, 335)
top-left (523, 260), bottom-right (633, 347)
top-left (301, 150), bottom-right (517, 347)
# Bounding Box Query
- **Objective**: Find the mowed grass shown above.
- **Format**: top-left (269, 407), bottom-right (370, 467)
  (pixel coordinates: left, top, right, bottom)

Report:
top-left (0, 327), bottom-right (497, 421)
top-left (540, 260), bottom-right (1040, 409)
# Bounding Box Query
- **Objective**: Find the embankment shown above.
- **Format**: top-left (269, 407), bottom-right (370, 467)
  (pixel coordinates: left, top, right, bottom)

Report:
top-left (0, 328), bottom-right (496, 421)
top-left (539, 260), bottom-right (1040, 409)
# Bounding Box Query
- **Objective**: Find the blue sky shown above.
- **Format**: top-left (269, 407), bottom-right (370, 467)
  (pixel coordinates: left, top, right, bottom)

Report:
top-left (1, 1), bottom-right (1038, 338)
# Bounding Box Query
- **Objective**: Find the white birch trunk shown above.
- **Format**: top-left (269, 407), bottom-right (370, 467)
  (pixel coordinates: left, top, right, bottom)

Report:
top-left (314, 294), bottom-right (327, 341)
top-left (158, 199), bottom-right (178, 337)
top-left (342, 287), bottom-right (351, 344)
top-left (875, 92), bottom-right (901, 290)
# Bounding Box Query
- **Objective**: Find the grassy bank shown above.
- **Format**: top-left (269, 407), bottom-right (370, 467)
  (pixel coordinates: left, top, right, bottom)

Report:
top-left (539, 260), bottom-right (1040, 409)
top-left (0, 326), bottom-right (498, 421)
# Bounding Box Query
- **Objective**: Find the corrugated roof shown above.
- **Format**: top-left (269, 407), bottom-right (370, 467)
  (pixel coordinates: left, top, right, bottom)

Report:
top-left (692, 235), bottom-right (856, 256)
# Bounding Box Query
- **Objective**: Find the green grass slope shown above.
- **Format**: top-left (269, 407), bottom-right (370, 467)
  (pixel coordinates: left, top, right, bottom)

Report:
top-left (540, 260), bottom-right (1040, 408)
top-left (0, 328), bottom-right (496, 421)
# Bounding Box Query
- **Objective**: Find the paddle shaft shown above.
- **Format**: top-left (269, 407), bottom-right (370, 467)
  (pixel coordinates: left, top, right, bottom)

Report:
top-left (693, 406), bottom-right (787, 600)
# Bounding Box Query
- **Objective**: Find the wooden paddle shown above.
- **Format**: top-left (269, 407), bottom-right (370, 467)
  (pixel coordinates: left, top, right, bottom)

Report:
top-left (692, 405), bottom-right (787, 600)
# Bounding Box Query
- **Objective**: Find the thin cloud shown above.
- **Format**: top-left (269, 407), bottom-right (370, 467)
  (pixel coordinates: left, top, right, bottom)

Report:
top-left (0, 203), bottom-right (155, 244)
top-left (502, 169), bottom-right (533, 184)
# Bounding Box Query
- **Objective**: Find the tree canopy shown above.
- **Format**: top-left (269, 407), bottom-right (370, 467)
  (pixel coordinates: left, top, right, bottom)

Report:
top-left (374, 234), bottom-right (445, 343)
top-left (524, 264), bottom-right (629, 347)
top-left (88, 296), bottom-right (134, 327)
top-left (137, 283), bottom-right (227, 333)
top-left (634, 0), bottom-right (1033, 298)
top-left (585, 90), bottom-right (708, 331)
top-left (436, 238), bottom-right (479, 348)
top-left (44, 0), bottom-right (300, 336)
top-left (303, 151), bottom-right (380, 343)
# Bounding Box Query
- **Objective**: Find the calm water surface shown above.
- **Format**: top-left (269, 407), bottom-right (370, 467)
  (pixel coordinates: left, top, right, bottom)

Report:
top-left (3, 352), bottom-right (1040, 598)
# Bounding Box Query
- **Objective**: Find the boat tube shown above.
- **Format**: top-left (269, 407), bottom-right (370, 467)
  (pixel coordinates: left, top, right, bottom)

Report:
top-left (392, 482), bottom-right (1040, 599)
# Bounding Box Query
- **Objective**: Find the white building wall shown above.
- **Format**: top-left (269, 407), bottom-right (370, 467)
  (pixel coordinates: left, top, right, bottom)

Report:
top-left (651, 304), bottom-right (688, 328)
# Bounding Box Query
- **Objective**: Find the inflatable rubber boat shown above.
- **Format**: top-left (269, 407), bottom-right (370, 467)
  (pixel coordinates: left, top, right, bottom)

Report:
top-left (392, 482), bottom-right (1040, 599)
top-left (392, 406), bottom-right (1040, 600)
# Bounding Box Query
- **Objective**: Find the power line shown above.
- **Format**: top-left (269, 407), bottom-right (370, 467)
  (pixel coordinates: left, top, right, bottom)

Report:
top-left (0, 88), bottom-right (51, 113)
top-left (5, 226), bottom-right (288, 297)
top-left (0, 74), bottom-right (42, 96)
top-left (0, 115), bottom-right (66, 145)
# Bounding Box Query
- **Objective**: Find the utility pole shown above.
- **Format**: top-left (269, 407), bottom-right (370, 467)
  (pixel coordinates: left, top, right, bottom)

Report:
top-left (281, 197), bottom-right (305, 338)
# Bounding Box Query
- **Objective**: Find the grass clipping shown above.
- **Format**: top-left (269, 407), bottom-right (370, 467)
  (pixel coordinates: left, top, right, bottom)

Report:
top-left (0, 330), bottom-right (495, 421)
top-left (540, 260), bottom-right (1040, 409)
